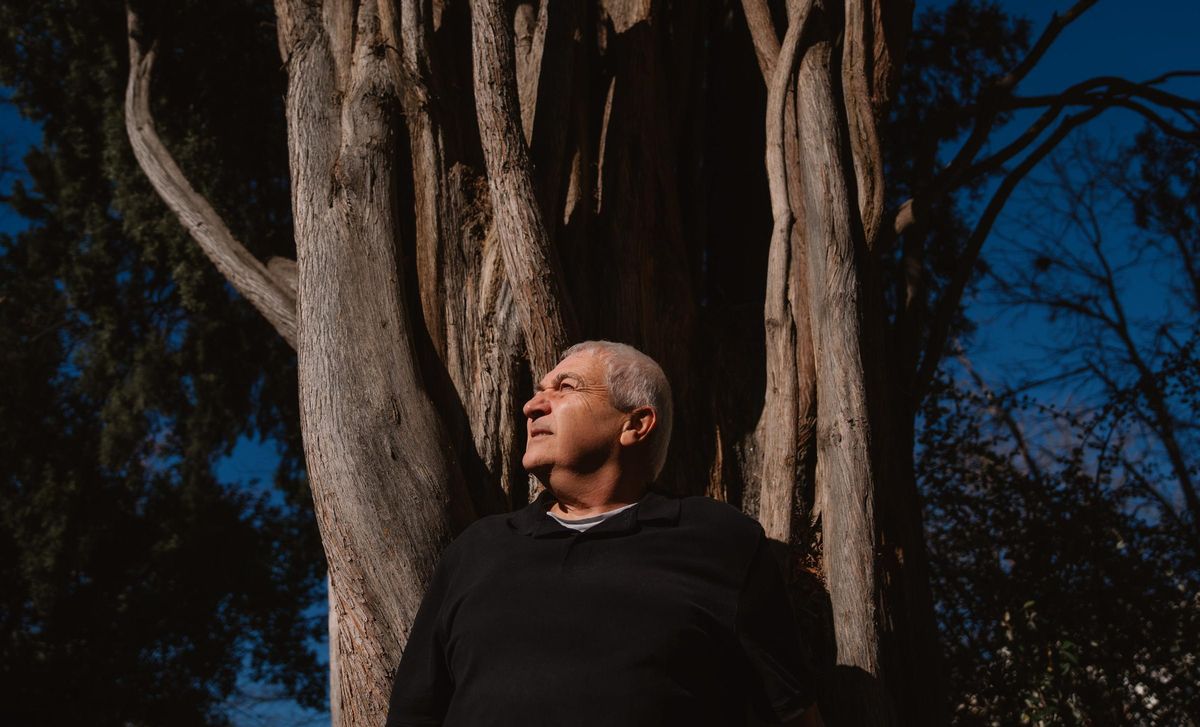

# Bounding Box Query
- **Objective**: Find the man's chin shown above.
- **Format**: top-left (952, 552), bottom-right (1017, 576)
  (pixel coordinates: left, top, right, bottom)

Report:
top-left (521, 456), bottom-right (551, 479)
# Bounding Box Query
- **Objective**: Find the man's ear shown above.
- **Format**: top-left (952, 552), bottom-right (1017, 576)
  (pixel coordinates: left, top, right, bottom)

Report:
top-left (619, 406), bottom-right (657, 447)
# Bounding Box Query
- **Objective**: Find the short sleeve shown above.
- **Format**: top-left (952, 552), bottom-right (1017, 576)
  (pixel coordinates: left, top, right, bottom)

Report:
top-left (384, 550), bottom-right (457, 727)
top-left (735, 533), bottom-right (820, 723)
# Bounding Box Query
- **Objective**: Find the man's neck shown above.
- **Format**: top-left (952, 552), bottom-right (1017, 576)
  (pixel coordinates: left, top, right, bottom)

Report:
top-left (545, 471), bottom-right (648, 520)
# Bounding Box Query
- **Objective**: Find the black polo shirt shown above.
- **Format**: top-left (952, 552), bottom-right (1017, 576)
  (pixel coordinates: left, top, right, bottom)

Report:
top-left (385, 489), bottom-right (818, 726)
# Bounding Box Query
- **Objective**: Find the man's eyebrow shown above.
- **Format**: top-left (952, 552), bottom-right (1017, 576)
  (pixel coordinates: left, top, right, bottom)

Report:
top-left (535, 371), bottom-right (585, 392)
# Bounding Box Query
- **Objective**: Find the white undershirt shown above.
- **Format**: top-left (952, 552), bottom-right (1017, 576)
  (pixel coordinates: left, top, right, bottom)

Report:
top-left (546, 501), bottom-right (638, 532)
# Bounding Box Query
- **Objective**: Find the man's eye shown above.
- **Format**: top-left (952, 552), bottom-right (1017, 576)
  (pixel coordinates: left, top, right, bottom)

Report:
top-left (560, 382), bottom-right (575, 390)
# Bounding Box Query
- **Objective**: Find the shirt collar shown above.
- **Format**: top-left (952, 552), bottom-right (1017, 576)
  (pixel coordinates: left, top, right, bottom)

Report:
top-left (507, 487), bottom-right (681, 537)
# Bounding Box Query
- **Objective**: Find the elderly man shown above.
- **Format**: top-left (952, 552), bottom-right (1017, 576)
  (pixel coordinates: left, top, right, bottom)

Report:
top-left (386, 341), bottom-right (823, 726)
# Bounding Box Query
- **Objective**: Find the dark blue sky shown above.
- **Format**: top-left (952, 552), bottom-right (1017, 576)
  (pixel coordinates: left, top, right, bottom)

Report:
top-left (934, 0), bottom-right (1199, 397)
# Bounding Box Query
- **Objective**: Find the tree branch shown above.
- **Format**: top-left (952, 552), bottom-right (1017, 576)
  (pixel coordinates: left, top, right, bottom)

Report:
top-left (1105, 99), bottom-right (1200, 141)
top-left (912, 106), bottom-right (1104, 401)
top-left (998, 0), bottom-right (1099, 92)
top-left (741, 0), bottom-right (781, 85)
top-left (766, 0), bottom-right (812, 230)
top-left (952, 104), bottom-right (1067, 189)
top-left (1006, 71), bottom-right (1200, 111)
top-left (934, 77), bottom-right (1200, 211)
top-left (892, 0), bottom-right (1100, 238)
top-left (1087, 227), bottom-right (1200, 530)
top-left (124, 6), bottom-right (297, 348)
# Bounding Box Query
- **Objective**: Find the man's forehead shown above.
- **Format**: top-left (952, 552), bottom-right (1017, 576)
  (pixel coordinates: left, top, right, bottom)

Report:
top-left (538, 351), bottom-right (605, 386)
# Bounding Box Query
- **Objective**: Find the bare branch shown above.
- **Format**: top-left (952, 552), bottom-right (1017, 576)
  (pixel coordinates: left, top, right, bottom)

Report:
top-left (1087, 230), bottom-right (1200, 529)
top-left (124, 6), bottom-right (296, 348)
top-left (978, 145), bottom-right (1200, 535)
top-left (900, 76), bottom-right (1200, 239)
top-left (912, 106), bottom-right (1104, 401)
top-left (1000, 363), bottom-right (1095, 396)
top-left (266, 256), bottom-right (297, 300)
top-left (1007, 72), bottom-right (1200, 112)
top-left (954, 104), bottom-right (1067, 188)
top-left (998, 0), bottom-right (1098, 92)
top-left (1119, 461), bottom-right (1194, 540)
top-left (892, 0), bottom-right (1100, 238)
top-left (938, 76), bottom-right (1200, 204)
top-left (1105, 98), bottom-right (1200, 141)
top-left (741, 0), bottom-right (781, 85)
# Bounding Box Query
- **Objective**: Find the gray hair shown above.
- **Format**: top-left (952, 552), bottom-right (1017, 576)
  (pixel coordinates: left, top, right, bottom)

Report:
top-left (560, 340), bottom-right (674, 479)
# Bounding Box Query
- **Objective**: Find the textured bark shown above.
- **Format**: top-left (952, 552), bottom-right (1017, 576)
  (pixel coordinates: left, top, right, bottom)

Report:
top-left (327, 576), bottom-right (342, 725)
top-left (741, 0), bottom-right (821, 542)
top-left (751, 0), bottom-right (811, 545)
top-left (470, 0), bottom-right (576, 375)
top-left (588, 1), bottom-right (707, 496)
top-left (743, 7), bottom-right (888, 724)
top-left (398, 0), bottom-right (525, 510)
top-left (274, 0), bottom-right (470, 722)
top-left (741, 0), bottom-right (780, 83)
top-left (513, 1), bottom-right (546, 142)
top-left (841, 0), bottom-right (885, 249)
top-left (266, 256), bottom-right (299, 301)
top-left (842, 0), bottom-right (912, 248)
top-left (841, 2), bottom-right (947, 723)
top-left (523, 0), bottom-right (582, 232)
top-left (795, 0), bottom-right (883, 701)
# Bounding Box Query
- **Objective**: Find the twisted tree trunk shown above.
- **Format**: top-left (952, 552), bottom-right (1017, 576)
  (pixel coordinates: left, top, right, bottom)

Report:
top-left (273, 0), bottom-right (474, 720)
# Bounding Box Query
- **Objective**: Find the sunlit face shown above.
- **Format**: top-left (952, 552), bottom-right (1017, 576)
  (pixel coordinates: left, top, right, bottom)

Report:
top-left (521, 351), bottom-right (629, 482)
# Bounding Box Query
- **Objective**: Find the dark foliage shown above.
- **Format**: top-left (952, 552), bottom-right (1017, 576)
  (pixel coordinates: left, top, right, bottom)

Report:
top-left (919, 374), bottom-right (1200, 723)
top-left (0, 0), bottom-right (324, 723)
top-left (881, 0), bottom-right (1031, 372)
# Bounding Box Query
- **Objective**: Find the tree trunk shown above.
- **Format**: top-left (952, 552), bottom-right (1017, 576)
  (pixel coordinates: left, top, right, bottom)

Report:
top-left (275, 0), bottom-right (473, 721)
top-left (792, 6), bottom-right (887, 722)
top-left (282, 0), bottom-right (922, 720)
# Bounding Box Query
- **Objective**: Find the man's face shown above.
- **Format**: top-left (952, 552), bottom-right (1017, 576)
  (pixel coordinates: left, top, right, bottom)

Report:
top-left (521, 351), bottom-right (629, 480)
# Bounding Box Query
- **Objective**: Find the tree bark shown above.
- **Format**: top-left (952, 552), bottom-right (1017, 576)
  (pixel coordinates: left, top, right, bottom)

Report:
top-left (398, 0), bottom-right (526, 511)
top-left (794, 2), bottom-right (887, 721)
top-left (589, 1), bottom-right (706, 495)
top-left (748, 0), bottom-right (814, 547)
top-left (275, 0), bottom-right (471, 721)
top-left (470, 0), bottom-right (576, 375)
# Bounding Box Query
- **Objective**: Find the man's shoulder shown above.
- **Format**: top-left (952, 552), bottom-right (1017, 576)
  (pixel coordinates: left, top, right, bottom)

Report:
top-left (450, 510), bottom-right (514, 547)
top-left (674, 493), bottom-right (765, 541)
top-left (661, 494), bottom-right (769, 580)
top-left (677, 493), bottom-right (761, 524)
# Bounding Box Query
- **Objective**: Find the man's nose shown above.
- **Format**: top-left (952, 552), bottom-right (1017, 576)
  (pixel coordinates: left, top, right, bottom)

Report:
top-left (523, 392), bottom-right (549, 420)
